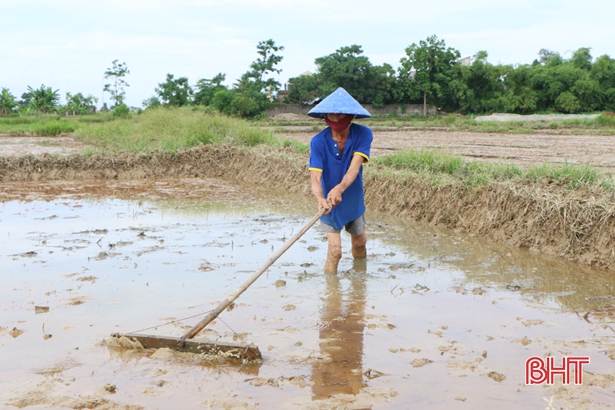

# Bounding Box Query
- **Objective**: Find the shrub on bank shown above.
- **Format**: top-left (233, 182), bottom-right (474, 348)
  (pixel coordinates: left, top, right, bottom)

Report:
top-left (75, 106), bottom-right (300, 153)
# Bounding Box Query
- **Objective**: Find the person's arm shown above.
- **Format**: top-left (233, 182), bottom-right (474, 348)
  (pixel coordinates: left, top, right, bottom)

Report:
top-left (326, 154), bottom-right (365, 206)
top-left (310, 170), bottom-right (332, 213)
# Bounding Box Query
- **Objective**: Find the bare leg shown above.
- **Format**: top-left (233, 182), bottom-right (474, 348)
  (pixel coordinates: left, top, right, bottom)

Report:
top-left (351, 228), bottom-right (367, 272)
top-left (324, 232), bottom-right (342, 274)
top-left (350, 228), bottom-right (367, 259)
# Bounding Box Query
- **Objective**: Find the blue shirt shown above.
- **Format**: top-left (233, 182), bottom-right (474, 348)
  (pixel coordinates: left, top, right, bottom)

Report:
top-left (309, 123), bottom-right (373, 230)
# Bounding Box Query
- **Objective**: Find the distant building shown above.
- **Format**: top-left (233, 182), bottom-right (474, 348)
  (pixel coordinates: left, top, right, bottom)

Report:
top-left (459, 56), bottom-right (472, 66)
top-left (277, 82), bottom-right (290, 103)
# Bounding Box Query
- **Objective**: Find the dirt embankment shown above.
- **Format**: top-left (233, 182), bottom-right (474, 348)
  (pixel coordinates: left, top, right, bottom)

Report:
top-left (1, 145), bottom-right (614, 270)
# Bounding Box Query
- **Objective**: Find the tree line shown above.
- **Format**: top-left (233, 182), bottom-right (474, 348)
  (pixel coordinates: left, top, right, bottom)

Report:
top-left (286, 36), bottom-right (615, 115)
top-left (2, 35), bottom-right (614, 118)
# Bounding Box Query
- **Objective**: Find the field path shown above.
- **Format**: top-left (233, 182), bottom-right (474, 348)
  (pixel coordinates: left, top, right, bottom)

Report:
top-left (276, 127), bottom-right (615, 168)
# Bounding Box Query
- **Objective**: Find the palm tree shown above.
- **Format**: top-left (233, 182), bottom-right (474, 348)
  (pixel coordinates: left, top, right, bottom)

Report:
top-left (0, 88), bottom-right (18, 115)
top-left (27, 84), bottom-right (60, 114)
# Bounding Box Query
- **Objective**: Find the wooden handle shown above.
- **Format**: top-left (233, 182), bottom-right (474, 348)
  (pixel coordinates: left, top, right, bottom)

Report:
top-left (181, 208), bottom-right (326, 341)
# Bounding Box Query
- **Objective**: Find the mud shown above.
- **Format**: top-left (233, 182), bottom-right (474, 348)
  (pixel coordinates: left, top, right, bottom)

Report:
top-left (277, 127), bottom-right (615, 167)
top-left (0, 134), bottom-right (89, 157)
top-left (1, 186), bottom-right (615, 409)
top-left (2, 138), bottom-right (615, 271)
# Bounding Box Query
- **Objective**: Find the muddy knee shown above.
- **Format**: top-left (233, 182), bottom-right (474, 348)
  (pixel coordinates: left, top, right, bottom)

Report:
top-left (327, 244), bottom-right (342, 262)
top-left (352, 235), bottom-right (367, 248)
top-left (351, 232), bottom-right (367, 254)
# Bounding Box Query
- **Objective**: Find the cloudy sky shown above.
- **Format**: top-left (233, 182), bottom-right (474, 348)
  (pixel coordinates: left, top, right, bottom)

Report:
top-left (1, 0), bottom-right (613, 108)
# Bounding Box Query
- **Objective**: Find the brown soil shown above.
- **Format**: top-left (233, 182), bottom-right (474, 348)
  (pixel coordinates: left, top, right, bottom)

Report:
top-left (0, 133), bottom-right (89, 157)
top-left (2, 133), bottom-right (615, 271)
top-left (279, 128), bottom-right (615, 167)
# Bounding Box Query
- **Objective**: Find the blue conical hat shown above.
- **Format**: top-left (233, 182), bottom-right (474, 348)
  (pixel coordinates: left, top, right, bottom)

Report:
top-left (307, 87), bottom-right (372, 119)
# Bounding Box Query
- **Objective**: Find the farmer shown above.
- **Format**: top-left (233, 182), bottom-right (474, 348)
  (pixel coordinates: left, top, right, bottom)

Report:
top-left (307, 87), bottom-right (373, 274)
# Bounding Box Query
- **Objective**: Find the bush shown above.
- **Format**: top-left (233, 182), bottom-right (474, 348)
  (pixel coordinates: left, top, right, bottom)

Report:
top-left (35, 120), bottom-right (76, 136)
top-left (555, 92), bottom-right (581, 114)
top-left (76, 106), bottom-right (277, 152)
top-left (595, 113), bottom-right (615, 126)
top-left (230, 94), bottom-right (260, 118)
top-left (211, 89), bottom-right (235, 115)
top-left (112, 103), bottom-right (130, 118)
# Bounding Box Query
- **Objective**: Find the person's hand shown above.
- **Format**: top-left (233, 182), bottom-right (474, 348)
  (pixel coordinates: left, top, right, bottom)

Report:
top-left (327, 186), bottom-right (343, 206)
top-left (317, 197), bottom-right (332, 214)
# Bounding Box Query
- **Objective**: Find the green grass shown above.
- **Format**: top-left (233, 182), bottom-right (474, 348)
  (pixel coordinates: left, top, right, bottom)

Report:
top-left (75, 107), bottom-right (306, 153)
top-left (372, 149), bottom-right (613, 191)
top-left (35, 120), bottom-right (76, 136)
top-left (1, 109), bottom-right (612, 193)
top-left (0, 109), bottom-right (310, 153)
top-left (0, 115), bottom-right (78, 135)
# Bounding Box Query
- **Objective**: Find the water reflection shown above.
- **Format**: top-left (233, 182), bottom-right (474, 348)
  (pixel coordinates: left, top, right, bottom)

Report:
top-left (371, 213), bottom-right (615, 319)
top-left (312, 267), bottom-right (367, 400)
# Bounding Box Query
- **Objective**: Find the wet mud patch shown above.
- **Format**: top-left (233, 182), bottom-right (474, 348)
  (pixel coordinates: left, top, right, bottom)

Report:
top-left (0, 134), bottom-right (89, 157)
top-left (0, 176), bottom-right (253, 203)
top-left (2, 144), bottom-right (615, 273)
top-left (1, 184), bottom-right (615, 409)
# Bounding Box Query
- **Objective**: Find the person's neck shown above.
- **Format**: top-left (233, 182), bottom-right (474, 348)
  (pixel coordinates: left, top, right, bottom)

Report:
top-left (331, 127), bottom-right (350, 142)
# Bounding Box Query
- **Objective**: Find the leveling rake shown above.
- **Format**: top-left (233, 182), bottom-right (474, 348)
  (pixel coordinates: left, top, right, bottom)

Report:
top-left (111, 208), bottom-right (326, 361)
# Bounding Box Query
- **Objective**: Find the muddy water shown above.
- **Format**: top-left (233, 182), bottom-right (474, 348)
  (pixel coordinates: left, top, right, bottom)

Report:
top-left (1, 181), bottom-right (615, 410)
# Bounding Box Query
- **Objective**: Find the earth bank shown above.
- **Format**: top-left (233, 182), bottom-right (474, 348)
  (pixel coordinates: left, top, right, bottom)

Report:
top-left (1, 144), bottom-right (614, 271)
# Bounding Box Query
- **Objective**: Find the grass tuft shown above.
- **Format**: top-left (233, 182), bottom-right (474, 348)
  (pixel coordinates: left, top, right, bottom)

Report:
top-left (35, 120), bottom-right (76, 136)
top-left (373, 149), bottom-right (613, 191)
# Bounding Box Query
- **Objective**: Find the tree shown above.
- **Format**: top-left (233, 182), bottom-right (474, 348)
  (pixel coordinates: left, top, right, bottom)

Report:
top-left (104, 60), bottom-right (130, 107)
top-left (236, 39), bottom-right (284, 98)
top-left (531, 48), bottom-right (600, 113)
top-left (0, 88), bottom-right (18, 115)
top-left (538, 49), bottom-right (563, 67)
top-left (399, 35), bottom-right (461, 115)
top-left (450, 51), bottom-right (510, 114)
top-left (287, 45), bottom-right (397, 106)
top-left (314, 45), bottom-right (376, 103)
top-left (155, 74), bottom-right (193, 107)
top-left (193, 73), bottom-right (227, 106)
top-left (211, 89), bottom-right (235, 115)
top-left (285, 72), bottom-right (321, 104)
top-left (554, 91), bottom-right (580, 113)
top-left (499, 64), bottom-right (539, 114)
top-left (142, 96), bottom-right (162, 109)
top-left (63, 92), bottom-right (98, 115)
top-left (27, 84), bottom-right (60, 113)
top-left (370, 63), bottom-right (398, 107)
top-left (230, 39), bottom-right (285, 116)
top-left (591, 54), bottom-right (615, 110)
top-left (249, 39), bottom-right (285, 98)
top-left (570, 47), bottom-right (593, 71)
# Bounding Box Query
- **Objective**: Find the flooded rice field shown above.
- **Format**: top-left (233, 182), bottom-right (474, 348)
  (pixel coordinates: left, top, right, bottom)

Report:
top-left (1, 179), bottom-right (615, 410)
